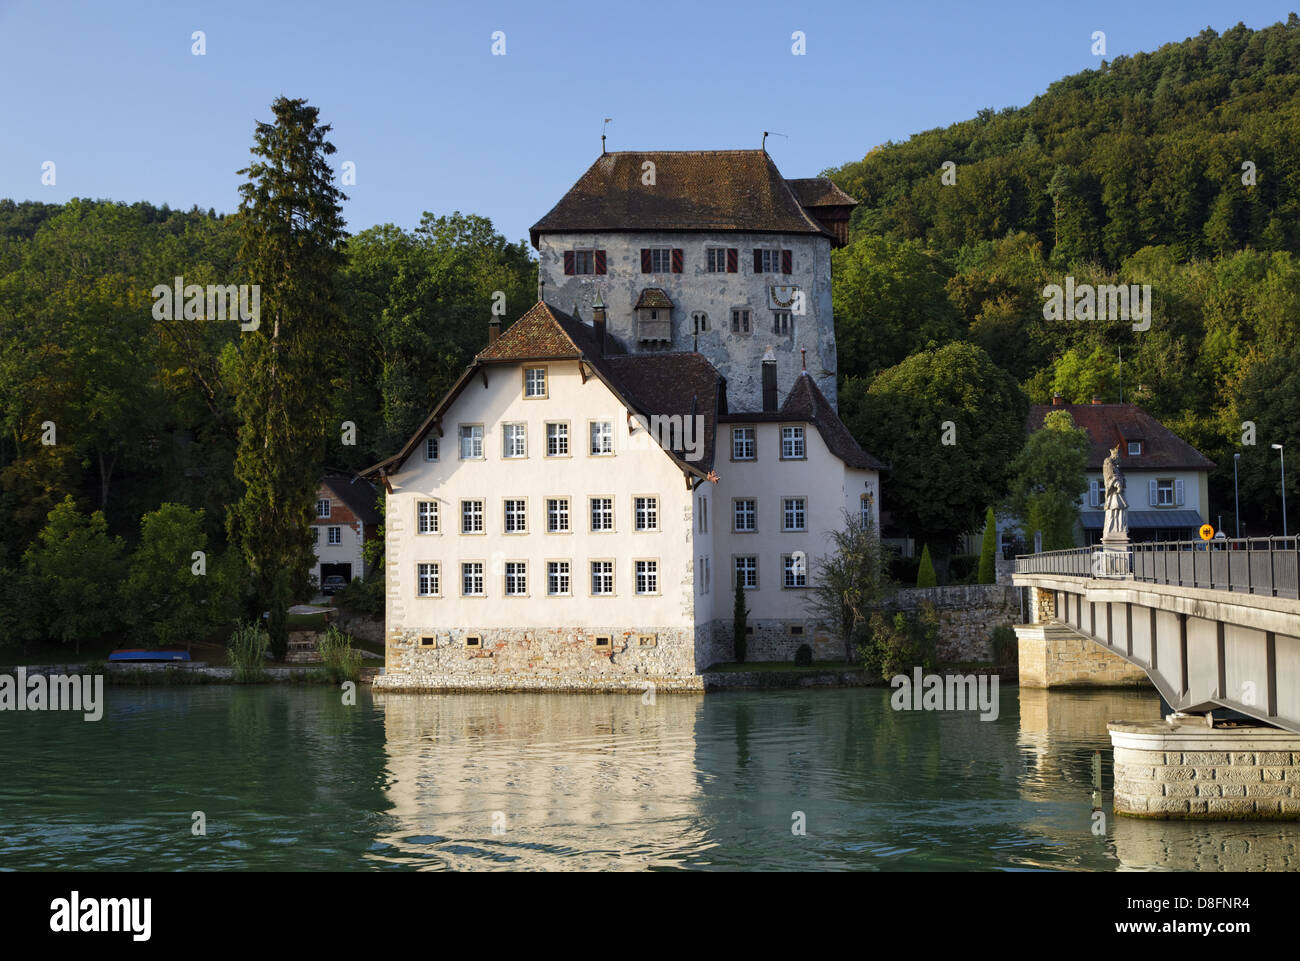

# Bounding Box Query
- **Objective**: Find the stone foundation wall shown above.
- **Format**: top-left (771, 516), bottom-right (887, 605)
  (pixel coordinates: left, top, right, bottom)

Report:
top-left (885, 585), bottom-right (1021, 663)
top-left (1017, 623), bottom-right (1149, 688)
top-left (700, 618), bottom-right (837, 668)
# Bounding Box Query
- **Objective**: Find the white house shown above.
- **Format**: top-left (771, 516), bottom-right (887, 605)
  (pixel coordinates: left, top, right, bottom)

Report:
top-left (310, 475), bottom-right (381, 591)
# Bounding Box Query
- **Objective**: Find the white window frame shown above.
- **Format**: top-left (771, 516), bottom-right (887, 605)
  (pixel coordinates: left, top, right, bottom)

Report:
top-left (459, 424), bottom-right (484, 459)
top-left (503, 498), bottom-right (528, 534)
top-left (504, 561), bottom-right (528, 597)
top-left (417, 562), bottom-right (440, 597)
top-left (589, 420), bottom-right (614, 456)
top-left (327, 526), bottom-right (342, 545)
top-left (590, 559), bottom-right (615, 596)
top-left (461, 561), bottom-right (485, 597)
top-left (634, 496), bottom-right (659, 532)
top-left (734, 555), bottom-right (758, 590)
top-left (732, 426), bottom-right (756, 461)
top-left (425, 436), bottom-right (439, 461)
top-left (782, 497), bottom-right (806, 532)
top-left (546, 497), bottom-right (570, 533)
top-left (502, 422), bottom-right (527, 459)
top-left (782, 554), bottom-right (807, 589)
top-left (733, 498), bottom-right (757, 533)
top-left (546, 560), bottom-right (571, 596)
top-left (634, 559), bottom-right (659, 595)
top-left (524, 367), bottom-right (548, 398)
top-left (546, 421), bottom-right (570, 457)
top-left (317, 499), bottom-right (331, 519)
top-left (781, 426), bottom-right (806, 460)
top-left (1128, 441), bottom-right (1141, 456)
top-left (590, 496), bottom-right (614, 532)
top-left (461, 499), bottom-right (485, 534)
top-left (417, 500), bottom-right (439, 534)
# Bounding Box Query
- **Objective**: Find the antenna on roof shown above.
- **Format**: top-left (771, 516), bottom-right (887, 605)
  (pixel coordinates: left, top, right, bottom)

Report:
top-left (762, 131), bottom-right (788, 152)
top-left (602, 118), bottom-right (613, 154)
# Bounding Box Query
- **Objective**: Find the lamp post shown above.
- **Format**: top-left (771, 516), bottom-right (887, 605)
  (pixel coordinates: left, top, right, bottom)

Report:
top-left (1234, 453), bottom-right (1241, 539)
top-left (1272, 443), bottom-right (1287, 538)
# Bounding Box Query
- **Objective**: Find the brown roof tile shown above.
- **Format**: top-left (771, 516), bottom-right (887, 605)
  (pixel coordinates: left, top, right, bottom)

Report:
top-left (634, 288), bottom-right (674, 310)
top-left (1026, 403), bottom-right (1215, 471)
top-left (785, 177), bottom-right (858, 209)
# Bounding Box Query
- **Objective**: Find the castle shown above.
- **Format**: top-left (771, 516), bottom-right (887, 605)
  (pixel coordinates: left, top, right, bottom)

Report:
top-left (364, 149), bottom-right (885, 691)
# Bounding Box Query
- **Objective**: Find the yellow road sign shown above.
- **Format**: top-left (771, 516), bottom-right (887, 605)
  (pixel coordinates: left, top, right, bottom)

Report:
top-left (1199, 524), bottom-right (1214, 541)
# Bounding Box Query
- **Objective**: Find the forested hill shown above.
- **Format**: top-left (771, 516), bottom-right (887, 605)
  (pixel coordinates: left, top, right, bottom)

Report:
top-left (824, 15), bottom-right (1300, 265)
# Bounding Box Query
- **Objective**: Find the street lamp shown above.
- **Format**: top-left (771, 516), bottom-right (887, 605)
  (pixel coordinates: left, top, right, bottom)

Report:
top-left (1272, 443), bottom-right (1287, 538)
top-left (1234, 453), bottom-right (1241, 539)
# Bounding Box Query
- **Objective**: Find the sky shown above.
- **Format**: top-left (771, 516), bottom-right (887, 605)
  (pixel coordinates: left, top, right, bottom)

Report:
top-left (1, 0), bottom-right (1295, 246)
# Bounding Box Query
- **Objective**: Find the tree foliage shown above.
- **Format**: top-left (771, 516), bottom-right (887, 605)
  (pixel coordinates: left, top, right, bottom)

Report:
top-left (1005, 409), bottom-right (1090, 549)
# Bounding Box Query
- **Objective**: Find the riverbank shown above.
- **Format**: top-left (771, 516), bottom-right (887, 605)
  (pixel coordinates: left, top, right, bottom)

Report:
top-left (1, 662), bottom-right (382, 685)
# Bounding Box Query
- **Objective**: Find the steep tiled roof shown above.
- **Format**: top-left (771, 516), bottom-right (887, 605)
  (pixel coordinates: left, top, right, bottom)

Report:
top-left (321, 474), bottom-right (381, 525)
top-left (604, 353), bottom-right (720, 471)
top-left (1026, 403), bottom-right (1215, 471)
top-left (529, 150), bottom-right (834, 245)
top-left (477, 301), bottom-right (598, 361)
top-left (634, 288), bottom-right (673, 310)
top-left (785, 177), bottom-right (858, 209)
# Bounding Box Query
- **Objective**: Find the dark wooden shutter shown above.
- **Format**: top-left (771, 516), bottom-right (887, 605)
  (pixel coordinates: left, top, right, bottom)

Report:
top-left (671, 248), bottom-right (683, 273)
top-left (726, 248), bottom-right (738, 272)
top-left (563, 251), bottom-right (575, 275)
top-left (753, 249), bottom-right (762, 272)
top-left (594, 249), bottom-right (606, 274)
top-left (641, 248), bottom-right (652, 273)
top-left (781, 249), bottom-right (792, 274)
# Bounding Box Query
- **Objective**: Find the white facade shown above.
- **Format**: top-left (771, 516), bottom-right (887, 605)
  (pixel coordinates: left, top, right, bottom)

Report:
top-left (1082, 468), bottom-right (1209, 519)
top-left (311, 486), bottom-right (369, 586)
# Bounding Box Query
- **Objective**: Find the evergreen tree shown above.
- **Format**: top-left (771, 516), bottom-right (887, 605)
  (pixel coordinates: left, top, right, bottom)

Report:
top-left (733, 576), bottom-right (749, 663)
top-left (916, 544), bottom-right (937, 588)
top-left (978, 506), bottom-right (998, 584)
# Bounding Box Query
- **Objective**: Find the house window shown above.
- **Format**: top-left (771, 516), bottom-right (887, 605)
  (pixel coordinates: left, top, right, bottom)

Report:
top-left (504, 499), bottom-right (527, 533)
top-left (524, 367), bottom-right (547, 398)
top-left (782, 554), bottom-right (807, 588)
top-left (459, 424), bottom-right (483, 459)
top-left (311, 527), bottom-right (319, 543)
top-left (783, 497), bottom-right (806, 532)
top-left (860, 493), bottom-right (874, 527)
top-left (700, 556), bottom-right (711, 594)
top-left (590, 420), bottom-right (614, 455)
top-left (590, 497), bottom-right (613, 531)
top-left (546, 422), bottom-right (569, 456)
top-left (417, 563), bottom-right (439, 597)
top-left (420, 636), bottom-right (436, 648)
top-left (753, 248), bottom-right (791, 273)
top-left (730, 308), bottom-right (751, 334)
top-left (502, 423), bottom-right (527, 458)
top-left (1154, 478), bottom-right (1184, 507)
top-left (317, 499), bottom-right (330, 518)
top-left (462, 562), bottom-right (484, 596)
top-left (417, 501), bottom-right (439, 534)
top-left (781, 426), bottom-right (806, 459)
top-left (572, 250), bottom-right (594, 275)
top-left (425, 436), bottom-right (439, 461)
top-left (706, 248), bottom-right (729, 273)
top-left (644, 248), bottom-right (674, 273)
top-left (692, 311), bottom-right (709, 334)
top-left (735, 556), bottom-right (758, 590)
top-left (461, 500), bottom-right (484, 534)
top-left (635, 560), bottom-right (658, 595)
top-left (732, 426), bottom-right (756, 460)
top-left (465, 634), bottom-right (482, 648)
top-left (1128, 441), bottom-right (1142, 456)
top-left (546, 498), bottom-right (570, 533)
top-left (504, 561), bottom-right (527, 596)
top-left (773, 311), bottom-right (792, 337)
top-left (637, 634), bottom-right (657, 647)
top-left (594, 634), bottom-right (612, 650)
top-left (546, 561), bottom-right (571, 596)
top-left (697, 496), bottom-right (708, 533)
top-left (327, 527), bottom-right (341, 545)
top-left (634, 496), bottom-right (658, 531)
top-left (733, 498), bottom-right (756, 532)
top-left (590, 560), bottom-right (614, 595)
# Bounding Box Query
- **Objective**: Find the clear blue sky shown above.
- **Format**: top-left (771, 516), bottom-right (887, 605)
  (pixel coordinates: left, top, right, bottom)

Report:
top-left (1, 1), bottom-right (1294, 245)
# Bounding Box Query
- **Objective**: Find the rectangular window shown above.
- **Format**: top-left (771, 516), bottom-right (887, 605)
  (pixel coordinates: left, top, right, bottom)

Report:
top-left (781, 426), bottom-right (806, 460)
top-left (732, 426), bottom-right (756, 460)
top-left (753, 248), bottom-right (791, 274)
top-left (701, 556), bottom-right (711, 594)
top-left (635, 560), bottom-right (658, 595)
top-left (783, 497), bottom-right (806, 532)
top-left (590, 420), bottom-right (614, 455)
top-left (503, 499), bottom-right (527, 533)
top-left (546, 422), bottom-right (569, 456)
top-left (465, 634), bottom-right (482, 648)
top-left (461, 562), bottom-right (484, 596)
top-left (773, 311), bottom-right (792, 336)
top-left (698, 496), bottom-right (708, 533)
top-left (417, 501), bottom-right (439, 534)
top-left (572, 250), bottom-right (593, 274)
top-left (860, 494), bottom-right (873, 528)
top-left (706, 248), bottom-right (729, 273)
top-left (735, 556), bottom-right (758, 590)
top-left (1156, 479), bottom-right (1174, 507)
top-left (546, 497), bottom-right (570, 533)
top-left (461, 500), bottom-right (484, 534)
top-left (316, 499), bottom-right (330, 518)
top-left (524, 367), bottom-right (547, 398)
top-left (733, 499), bottom-right (756, 532)
top-left (590, 560), bottom-right (614, 595)
top-left (594, 634), bottom-right (612, 649)
top-left (327, 526), bottom-right (341, 545)
top-left (590, 497), bottom-right (613, 531)
top-left (643, 247), bottom-right (674, 273)
top-left (783, 554), bottom-right (807, 589)
top-left (1128, 441), bottom-right (1142, 456)
top-left (634, 496), bottom-right (658, 531)
top-left (504, 561), bottom-right (527, 596)
top-left (311, 527), bottom-right (319, 543)
top-left (425, 436), bottom-right (439, 461)
top-left (730, 309), bottom-right (751, 334)
top-left (547, 561), bottom-right (570, 596)
top-left (459, 424), bottom-right (483, 459)
top-left (417, 562), bottom-right (440, 597)
top-left (502, 423), bottom-right (527, 458)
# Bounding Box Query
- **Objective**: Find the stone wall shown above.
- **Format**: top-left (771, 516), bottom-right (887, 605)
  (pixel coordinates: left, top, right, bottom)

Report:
top-left (1017, 623), bottom-right (1150, 688)
top-left (884, 584), bottom-right (1021, 663)
top-left (700, 617), bottom-right (840, 668)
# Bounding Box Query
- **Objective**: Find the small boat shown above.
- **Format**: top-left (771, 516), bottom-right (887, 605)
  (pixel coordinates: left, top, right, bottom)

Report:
top-left (107, 649), bottom-right (192, 662)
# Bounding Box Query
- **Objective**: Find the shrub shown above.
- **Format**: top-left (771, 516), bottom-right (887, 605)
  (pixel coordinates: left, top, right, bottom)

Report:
top-left (733, 578), bottom-right (748, 663)
top-left (335, 573), bottom-right (384, 619)
top-left (317, 624), bottom-right (363, 683)
top-left (916, 545), bottom-right (937, 588)
top-left (794, 643), bottom-right (813, 666)
top-left (228, 622), bottom-right (270, 683)
top-left (978, 507), bottom-right (998, 584)
top-left (859, 603), bottom-right (939, 678)
top-left (991, 625), bottom-right (1018, 666)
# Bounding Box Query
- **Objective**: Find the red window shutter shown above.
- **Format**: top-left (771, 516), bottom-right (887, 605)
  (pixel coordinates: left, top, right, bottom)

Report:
top-left (594, 249), bottom-right (606, 274)
top-left (641, 249), bottom-right (652, 273)
top-left (781, 249), bottom-right (792, 274)
top-left (563, 251), bottom-right (575, 275)
top-left (753, 249), bottom-right (762, 272)
top-left (671, 248), bottom-right (683, 273)
top-left (726, 248), bottom-right (738, 272)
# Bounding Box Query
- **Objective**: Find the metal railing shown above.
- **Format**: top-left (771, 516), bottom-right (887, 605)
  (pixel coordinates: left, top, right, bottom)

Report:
top-left (1015, 536), bottom-right (1300, 600)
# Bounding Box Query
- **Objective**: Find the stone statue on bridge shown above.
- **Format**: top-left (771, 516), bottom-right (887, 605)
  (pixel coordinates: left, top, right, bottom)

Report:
top-left (1102, 445), bottom-right (1128, 541)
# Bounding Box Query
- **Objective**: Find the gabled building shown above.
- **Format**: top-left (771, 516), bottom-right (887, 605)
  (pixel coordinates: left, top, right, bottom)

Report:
top-left (311, 475), bottom-right (382, 591)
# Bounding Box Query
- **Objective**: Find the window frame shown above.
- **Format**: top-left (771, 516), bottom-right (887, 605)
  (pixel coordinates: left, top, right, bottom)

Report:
top-left (634, 558), bottom-right (660, 596)
top-left (780, 425), bottom-right (807, 460)
top-left (316, 498), bottom-right (331, 519)
top-left (730, 308), bottom-right (752, 334)
top-left (732, 497), bottom-right (757, 533)
top-left (588, 419), bottom-right (615, 456)
top-left (634, 495), bottom-right (659, 532)
top-left (503, 560), bottom-right (529, 597)
top-left (424, 435), bottom-right (439, 462)
top-left (545, 421), bottom-right (570, 457)
top-left (731, 425), bottom-right (756, 461)
top-left (545, 496), bottom-right (571, 534)
top-left (461, 561), bottom-right (486, 597)
top-left (734, 554), bottom-right (759, 590)
top-left (523, 366), bottom-right (548, 399)
top-left (460, 499), bottom-right (485, 535)
top-left (546, 560), bottom-right (571, 597)
top-left (590, 496), bottom-right (614, 533)
top-left (501, 422), bottom-right (528, 459)
top-left (589, 559), bottom-right (615, 597)
top-left (781, 553), bottom-right (808, 589)
top-left (782, 496), bottom-right (807, 532)
top-left (327, 526), bottom-right (342, 545)
top-left (417, 562), bottom-right (441, 597)
top-left (459, 423), bottom-right (484, 460)
top-left (416, 500), bottom-right (440, 535)
top-left (503, 497), bottom-right (528, 534)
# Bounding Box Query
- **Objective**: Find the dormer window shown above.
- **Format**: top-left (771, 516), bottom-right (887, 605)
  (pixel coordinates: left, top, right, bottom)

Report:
top-left (1128, 441), bottom-right (1142, 456)
top-left (635, 288), bottom-right (673, 344)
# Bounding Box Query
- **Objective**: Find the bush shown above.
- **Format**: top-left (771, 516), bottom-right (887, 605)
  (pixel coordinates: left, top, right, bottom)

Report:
top-left (317, 624), bottom-right (363, 683)
top-left (228, 622), bottom-right (270, 683)
top-left (733, 578), bottom-right (748, 663)
top-left (916, 544), bottom-right (937, 588)
top-left (794, 643), bottom-right (813, 666)
top-left (859, 603), bottom-right (939, 678)
top-left (978, 506), bottom-right (998, 584)
top-left (991, 625), bottom-right (1018, 666)
top-left (335, 574), bottom-right (383, 619)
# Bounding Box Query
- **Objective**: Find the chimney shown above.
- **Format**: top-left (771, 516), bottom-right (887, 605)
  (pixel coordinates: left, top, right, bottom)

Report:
top-left (1091, 394), bottom-right (1102, 405)
top-left (1052, 392), bottom-right (1064, 406)
top-left (488, 318), bottom-right (501, 346)
top-left (538, 277), bottom-right (545, 303)
top-left (761, 346), bottom-right (778, 412)
top-left (592, 291), bottom-right (606, 357)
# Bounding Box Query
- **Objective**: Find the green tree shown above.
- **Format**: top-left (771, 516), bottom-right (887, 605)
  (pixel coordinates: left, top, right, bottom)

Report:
top-left (978, 506), bottom-right (998, 583)
top-left (804, 511), bottom-right (887, 661)
top-left (1006, 409), bottom-right (1090, 549)
top-left (733, 576), bottom-right (748, 664)
top-left (916, 544), bottom-right (937, 588)
top-left (124, 503), bottom-right (212, 648)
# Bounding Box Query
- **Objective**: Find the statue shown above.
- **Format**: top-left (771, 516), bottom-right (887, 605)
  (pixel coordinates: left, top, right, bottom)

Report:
top-left (1102, 445), bottom-right (1128, 540)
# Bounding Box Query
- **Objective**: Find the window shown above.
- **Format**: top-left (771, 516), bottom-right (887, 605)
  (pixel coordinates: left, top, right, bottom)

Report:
top-left (461, 500), bottom-right (484, 534)
top-left (594, 635), bottom-right (612, 650)
top-left (643, 247), bottom-right (674, 273)
top-left (462, 562), bottom-right (484, 596)
top-left (572, 250), bottom-right (593, 275)
top-left (502, 423), bottom-right (527, 458)
top-left (860, 493), bottom-right (874, 528)
top-left (420, 635), bottom-right (436, 648)
top-left (733, 498), bottom-right (756, 532)
top-left (417, 501), bottom-right (439, 534)
top-left (634, 496), bottom-right (658, 531)
top-left (1128, 441), bottom-right (1142, 456)
top-left (789, 624), bottom-right (804, 636)
top-left (590, 497), bottom-right (613, 531)
top-left (773, 311), bottom-right (792, 336)
top-left (504, 499), bottom-right (527, 533)
top-left (459, 424), bottom-right (483, 459)
top-left (417, 563), bottom-right (440, 597)
top-left (635, 560), bottom-right (658, 595)
top-left (732, 426), bottom-right (756, 460)
top-left (781, 426), bottom-right (806, 459)
top-left (706, 248), bottom-right (729, 273)
top-left (699, 556), bottom-right (711, 594)
top-left (425, 436), bottom-right (439, 461)
top-left (546, 422), bottom-right (569, 456)
top-left (783, 554), bottom-right (807, 589)
top-left (311, 527), bottom-right (319, 543)
top-left (524, 367), bottom-right (547, 398)
top-left (730, 308), bottom-right (751, 334)
top-left (590, 420), bottom-right (614, 455)
top-left (504, 561), bottom-right (527, 596)
top-left (317, 499), bottom-right (331, 518)
top-left (637, 634), bottom-right (657, 647)
top-left (547, 561), bottom-right (570, 596)
top-left (590, 560), bottom-right (614, 595)
top-left (735, 556), bottom-right (758, 590)
top-left (327, 526), bottom-right (341, 545)
top-left (465, 634), bottom-right (482, 648)
top-left (546, 498), bottom-right (570, 533)
top-left (692, 311), bottom-right (709, 334)
top-left (753, 248), bottom-right (791, 274)
top-left (783, 497), bottom-right (806, 532)
top-left (1155, 479), bottom-right (1177, 507)
top-left (697, 496), bottom-right (708, 533)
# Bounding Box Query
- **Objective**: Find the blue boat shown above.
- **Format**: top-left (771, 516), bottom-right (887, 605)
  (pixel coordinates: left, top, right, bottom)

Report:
top-left (107, 649), bottom-right (192, 662)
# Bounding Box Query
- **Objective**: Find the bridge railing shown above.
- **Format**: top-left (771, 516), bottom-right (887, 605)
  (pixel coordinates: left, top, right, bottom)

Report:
top-left (1016, 536), bottom-right (1299, 600)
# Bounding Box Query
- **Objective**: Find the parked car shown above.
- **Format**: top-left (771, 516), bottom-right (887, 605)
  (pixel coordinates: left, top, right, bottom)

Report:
top-left (322, 575), bottom-right (348, 595)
